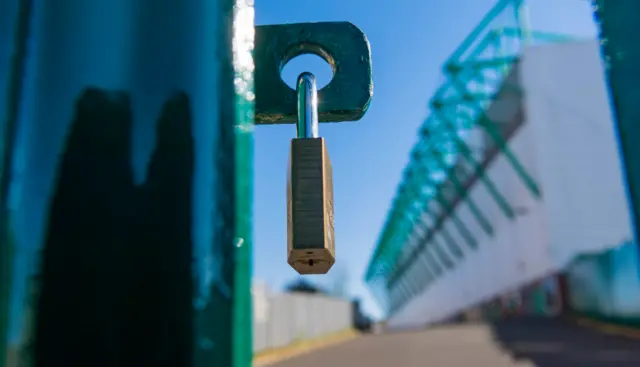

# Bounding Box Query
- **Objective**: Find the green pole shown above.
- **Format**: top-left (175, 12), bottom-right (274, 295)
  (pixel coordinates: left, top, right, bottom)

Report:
top-left (232, 1), bottom-right (255, 365)
top-left (0, 0), bottom-right (254, 366)
top-left (592, 0), bottom-right (640, 248)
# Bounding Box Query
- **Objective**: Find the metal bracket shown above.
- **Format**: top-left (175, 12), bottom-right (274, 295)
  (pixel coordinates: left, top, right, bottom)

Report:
top-left (254, 21), bottom-right (373, 124)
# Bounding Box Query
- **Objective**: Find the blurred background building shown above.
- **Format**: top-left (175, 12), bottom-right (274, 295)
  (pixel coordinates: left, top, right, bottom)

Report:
top-left (364, 0), bottom-right (640, 331)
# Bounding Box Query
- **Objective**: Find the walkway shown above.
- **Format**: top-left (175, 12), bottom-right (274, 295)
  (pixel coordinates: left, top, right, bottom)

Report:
top-left (270, 317), bottom-right (640, 367)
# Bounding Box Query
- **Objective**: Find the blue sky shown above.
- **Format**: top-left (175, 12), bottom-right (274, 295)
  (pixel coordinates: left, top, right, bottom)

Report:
top-left (252, 0), bottom-right (599, 319)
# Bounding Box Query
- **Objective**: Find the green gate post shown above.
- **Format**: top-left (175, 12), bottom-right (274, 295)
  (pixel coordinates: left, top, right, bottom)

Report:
top-left (592, 0), bottom-right (640, 249)
top-left (0, 1), bottom-right (29, 365)
top-left (0, 0), bottom-right (254, 366)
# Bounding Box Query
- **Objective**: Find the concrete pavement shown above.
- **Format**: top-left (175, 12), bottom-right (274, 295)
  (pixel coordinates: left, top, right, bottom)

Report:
top-left (270, 317), bottom-right (640, 367)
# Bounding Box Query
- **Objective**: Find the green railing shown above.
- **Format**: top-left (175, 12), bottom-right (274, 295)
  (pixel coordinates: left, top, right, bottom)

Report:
top-left (364, 0), bottom-right (575, 313)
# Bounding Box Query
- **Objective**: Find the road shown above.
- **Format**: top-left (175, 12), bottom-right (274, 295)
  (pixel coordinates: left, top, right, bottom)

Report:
top-left (271, 317), bottom-right (640, 367)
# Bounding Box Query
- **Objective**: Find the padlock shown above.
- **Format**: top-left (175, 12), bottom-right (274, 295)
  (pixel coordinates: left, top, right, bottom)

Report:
top-left (287, 72), bottom-right (335, 275)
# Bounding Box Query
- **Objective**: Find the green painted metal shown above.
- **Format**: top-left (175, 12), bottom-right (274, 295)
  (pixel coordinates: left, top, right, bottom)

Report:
top-left (386, 204), bottom-right (469, 290)
top-left (432, 190), bottom-right (477, 250)
top-left (441, 82), bottom-right (542, 199)
top-left (431, 240), bottom-right (455, 270)
top-left (371, 113), bottom-right (502, 282)
top-left (425, 250), bottom-right (444, 276)
top-left (437, 110), bottom-right (518, 219)
top-left (387, 220), bottom-right (444, 288)
top-left (369, 138), bottom-right (474, 279)
top-left (417, 258), bottom-right (435, 286)
top-left (0, 1), bottom-right (255, 366)
top-left (591, 0), bottom-right (640, 249)
top-left (409, 153), bottom-right (478, 250)
top-left (232, 0), bottom-right (255, 365)
top-left (421, 120), bottom-right (496, 235)
top-left (384, 161), bottom-right (483, 290)
top-left (370, 2), bottom-right (528, 280)
top-left (448, 214), bottom-right (477, 249)
top-left (440, 226), bottom-right (465, 259)
top-left (254, 22), bottom-right (373, 124)
top-left (447, 0), bottom-right (517, 62)
top-left (0, 1), bottom-right (30, 365)
top-left (385, 206), bottom-right (448, 283)
top-left (365, 0), bottom-right (578, 314)
top-left (421, 144), bottom-right (491, 241)
top-left (403, 175), bottom-right (465, 249)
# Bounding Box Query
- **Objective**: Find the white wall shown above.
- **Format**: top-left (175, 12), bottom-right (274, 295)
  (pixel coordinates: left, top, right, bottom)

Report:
top-left (387, 40), bottom-right (632, 330)
top-left (522, 40), bottom-right (633, 265)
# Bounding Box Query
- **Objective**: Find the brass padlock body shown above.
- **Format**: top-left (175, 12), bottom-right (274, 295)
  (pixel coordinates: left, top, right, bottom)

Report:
top-left (287, 137), bottom-right (335, 274)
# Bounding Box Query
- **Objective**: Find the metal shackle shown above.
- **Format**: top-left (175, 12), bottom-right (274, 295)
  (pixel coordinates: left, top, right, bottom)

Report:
top-left (296, 72), bottom-right (319, 139)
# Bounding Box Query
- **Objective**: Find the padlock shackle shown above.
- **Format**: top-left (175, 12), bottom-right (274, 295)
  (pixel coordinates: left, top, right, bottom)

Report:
top-left (296, 72), bottom-right (319, 139)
